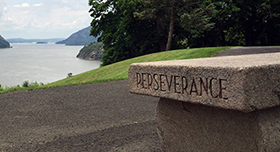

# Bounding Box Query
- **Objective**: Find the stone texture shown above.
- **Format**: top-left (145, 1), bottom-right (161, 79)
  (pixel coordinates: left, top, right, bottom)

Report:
top-left (156, 98), bottom-right (280, 152)
top-left (129, 53), bottom-right (280, 112)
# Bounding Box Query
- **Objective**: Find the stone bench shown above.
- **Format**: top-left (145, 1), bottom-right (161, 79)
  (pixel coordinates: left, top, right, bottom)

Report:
top-left (128, 53), bottom-right (280, 152)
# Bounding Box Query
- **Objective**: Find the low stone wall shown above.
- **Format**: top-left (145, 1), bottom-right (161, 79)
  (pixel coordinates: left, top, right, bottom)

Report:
top-left (129, 53), bottom-right (280, 151)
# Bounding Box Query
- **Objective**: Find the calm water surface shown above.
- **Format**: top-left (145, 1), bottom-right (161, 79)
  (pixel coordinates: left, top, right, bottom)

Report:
top-left (0, 43), bottom-right (101, 87)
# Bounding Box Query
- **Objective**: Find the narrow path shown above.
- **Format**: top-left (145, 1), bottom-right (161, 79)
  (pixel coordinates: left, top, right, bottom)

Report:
top-left (212, 46), bottom-right (280, 57)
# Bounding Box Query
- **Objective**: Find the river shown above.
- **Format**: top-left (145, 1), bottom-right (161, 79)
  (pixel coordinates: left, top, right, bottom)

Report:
top-left (0, 43), bottom-right (101, 87)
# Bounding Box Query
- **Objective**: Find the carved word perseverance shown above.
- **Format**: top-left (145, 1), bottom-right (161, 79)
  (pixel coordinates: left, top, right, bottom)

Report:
top-left (136, 73), bottom-right (228, 99)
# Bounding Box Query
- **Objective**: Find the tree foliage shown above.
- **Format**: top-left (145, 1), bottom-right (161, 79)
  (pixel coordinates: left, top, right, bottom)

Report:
top-left (89, 0), bottom-right (280, 65)
top-left (206, 0), bottom-right (280, 46)
top-left (89, 0), bottom-right (160, 66)
top-left (76, 42), bottom-right (103, 60)
top-left (134, 0), bottom-right (215, 51)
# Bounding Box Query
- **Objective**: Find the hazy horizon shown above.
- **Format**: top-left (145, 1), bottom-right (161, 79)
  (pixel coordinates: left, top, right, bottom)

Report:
top-left (0, 0), bottom-right (92, 39)
top-left (7, 37), bottom-right (66, 40)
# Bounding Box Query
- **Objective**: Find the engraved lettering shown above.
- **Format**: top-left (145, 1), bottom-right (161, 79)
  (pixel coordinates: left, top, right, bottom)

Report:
top-left (219, 79), bottom-right (227, 99)
top-left (199, 77), bottom-right (208, 96)
top-left (142, 73), bottom-right (147, 89)
top-left (181, 76), bottom-right (188, 94)
top-left (160, 75), bottom-right (166, 91)
top-left (153, 74), bottom-right (159, 90)
top-left (166, 75), bottom-right (173, 91)
top-left (190, 77), bottom-right (198, 96)
top-left (134, 72), bottom-right (228, 100)
top-left (174, 76), bottom-right (181, 93)
top-left (147, 73), bottom-right (153, 89)
top-left (136, 73), bottom-right (141, 88)
top-left (210, 78), bottom-right (218, 98)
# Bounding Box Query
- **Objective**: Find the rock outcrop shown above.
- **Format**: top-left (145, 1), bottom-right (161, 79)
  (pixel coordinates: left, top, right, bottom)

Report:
top-left (76, 42), bottom-right (103, 60)
top-left (0, 35), bottom-right (10, 48)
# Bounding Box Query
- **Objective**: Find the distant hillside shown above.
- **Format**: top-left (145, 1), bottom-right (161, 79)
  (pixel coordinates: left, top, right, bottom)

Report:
top-left (56, 26), bottom-right (98, 46)
top-left (7, 38), bottom-right (64, 43)
top-left (76, 42), bottom-right (103, 60)
top-left (0, 35), bottom-right (10, 48)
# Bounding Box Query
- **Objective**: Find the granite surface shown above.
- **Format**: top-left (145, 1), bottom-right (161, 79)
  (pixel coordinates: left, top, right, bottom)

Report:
top-left (129, 53), bottom-right (280, 112)
top-left (156, 98), bottom-right (280, 152)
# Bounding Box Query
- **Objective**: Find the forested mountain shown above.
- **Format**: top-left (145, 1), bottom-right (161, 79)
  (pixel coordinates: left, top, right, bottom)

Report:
top-left (0, 35), bottom-right (10, 48)
top-left (89, 0), bottom-right (280, 66)
top-left (76, 42), bottom-right (103, 60)
top-left (56, 26), bottom-right (98, 45)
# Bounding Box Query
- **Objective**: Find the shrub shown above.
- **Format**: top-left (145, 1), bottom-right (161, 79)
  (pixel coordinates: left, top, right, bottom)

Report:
top-left (22, 81), bottom-right (29, 87)
top-left (30, 81), bottom-right (39, 87)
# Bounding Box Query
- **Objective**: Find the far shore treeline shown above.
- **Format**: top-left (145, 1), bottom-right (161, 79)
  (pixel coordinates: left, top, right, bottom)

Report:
top-left (88, 0), bottom-right (280, 66)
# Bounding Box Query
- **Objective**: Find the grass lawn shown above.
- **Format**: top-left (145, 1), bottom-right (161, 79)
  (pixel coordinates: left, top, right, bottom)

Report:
top-left (0, 47), bottom-right (231, 94)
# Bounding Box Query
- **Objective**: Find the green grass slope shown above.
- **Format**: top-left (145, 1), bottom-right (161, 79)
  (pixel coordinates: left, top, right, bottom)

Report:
top-left (43, 47), bottom-right (231, 88)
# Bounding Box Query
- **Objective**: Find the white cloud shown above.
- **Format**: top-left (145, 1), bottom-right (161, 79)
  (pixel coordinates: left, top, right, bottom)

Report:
top-left (21, 3), bottom-right (30, 7)
top-left (34, 3), bottom-right (43, 7)
top-left (62, 20), bottom-right (77, 26)
top-left (14, 3), bottom-right (30, 8)
top-left (7, 17), bottom-right (12, 21)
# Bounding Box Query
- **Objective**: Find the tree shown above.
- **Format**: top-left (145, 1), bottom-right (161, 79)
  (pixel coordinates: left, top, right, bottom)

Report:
top-left (134, 0), bottom-right (215, 51)
top-left (201, 0), bottom-right (280, 46)
top-left (262, 0), bottom-right (280, 45)
top-left (89, 0), bottom-right (160, 66)
top-left (211, 0), bottom-right (280, 46)
top-left (233, 0), bottom-right (267, 45)
top-left (88, 0), bottom-right (280, 66)
top-left (207, 0), bottom-right (245, 46)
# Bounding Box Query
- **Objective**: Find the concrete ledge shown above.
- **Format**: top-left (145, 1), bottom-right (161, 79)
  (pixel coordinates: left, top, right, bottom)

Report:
top-left (129, 53), bottom-right (280, 112)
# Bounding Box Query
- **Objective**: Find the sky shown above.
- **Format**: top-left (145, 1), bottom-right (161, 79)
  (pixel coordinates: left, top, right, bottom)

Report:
top-left (0, 0), bottom-right (92, 39)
